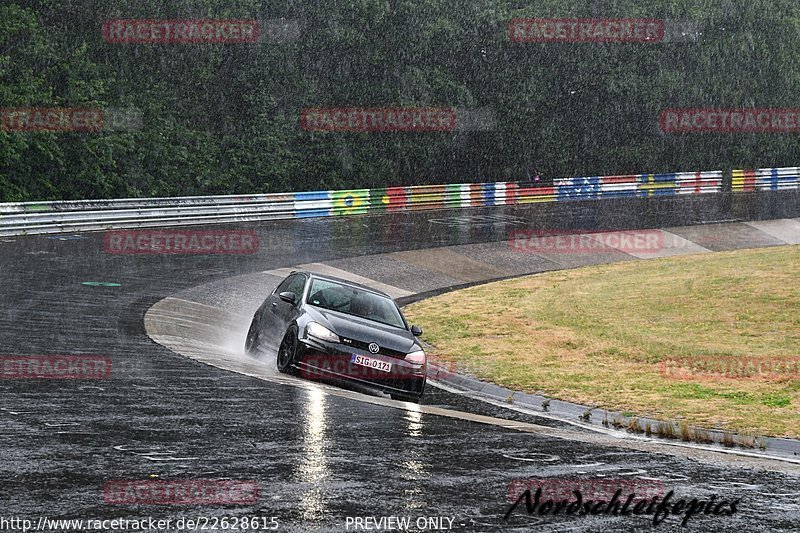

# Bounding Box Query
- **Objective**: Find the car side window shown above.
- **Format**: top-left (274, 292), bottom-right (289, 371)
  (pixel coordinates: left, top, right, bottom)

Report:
top-left (275, 274), bottom-right (298, 295)
top-left (286, 275), bottom-right (306, 303)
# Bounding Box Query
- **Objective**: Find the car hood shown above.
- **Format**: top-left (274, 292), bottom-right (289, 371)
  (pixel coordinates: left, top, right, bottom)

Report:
top-left (306, 306), bottom-right (419, 354)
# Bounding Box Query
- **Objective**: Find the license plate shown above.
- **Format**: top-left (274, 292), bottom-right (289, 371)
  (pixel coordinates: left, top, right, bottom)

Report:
top-left (351, 354), bottom-right (392, 373)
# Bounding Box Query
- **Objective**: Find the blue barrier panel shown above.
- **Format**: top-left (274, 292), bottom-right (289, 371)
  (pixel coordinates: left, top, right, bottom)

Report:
top-left (294, 191), bottom-right (332, 218)
top-left (770, 168), bottom-right (780, 191)
top-left (557, 177), bottom-right (600, 201)
top-left (481, 183), bottom-right (496, 206)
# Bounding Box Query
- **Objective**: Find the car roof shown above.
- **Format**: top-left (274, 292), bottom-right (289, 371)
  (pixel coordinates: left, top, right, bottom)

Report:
top-left (290, 270), bottom-right (393, 299)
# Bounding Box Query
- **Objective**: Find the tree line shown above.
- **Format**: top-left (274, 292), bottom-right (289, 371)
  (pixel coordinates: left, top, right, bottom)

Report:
top-left (1, 0), bottom-right (799, 201)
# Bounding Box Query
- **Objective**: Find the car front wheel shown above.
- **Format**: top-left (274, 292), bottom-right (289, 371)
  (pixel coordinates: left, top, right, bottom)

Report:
top-left (277, 326), bottom-right (299, 375)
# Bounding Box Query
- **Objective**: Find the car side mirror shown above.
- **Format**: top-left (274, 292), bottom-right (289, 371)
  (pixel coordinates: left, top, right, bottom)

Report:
top-left (279, 291), bottom-right (296, 304)
top-left (410, 325), bottom-right (423, 336)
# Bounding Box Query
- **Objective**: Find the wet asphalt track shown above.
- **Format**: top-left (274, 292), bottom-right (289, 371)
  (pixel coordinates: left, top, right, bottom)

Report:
top-left (1, 206), bottom-right (799, 532)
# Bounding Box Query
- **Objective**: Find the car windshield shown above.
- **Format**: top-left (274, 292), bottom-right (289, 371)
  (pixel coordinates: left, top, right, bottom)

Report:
top-left (306, 279), bottom-right (406, 329)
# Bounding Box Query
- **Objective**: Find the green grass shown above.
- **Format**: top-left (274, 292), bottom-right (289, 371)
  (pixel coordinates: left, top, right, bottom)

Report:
top-left (405, 246), bottom-right (800, 438)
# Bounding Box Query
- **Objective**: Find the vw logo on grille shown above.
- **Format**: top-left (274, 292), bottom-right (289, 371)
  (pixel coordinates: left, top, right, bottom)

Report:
top-left (368, 343), bottom-right (380, 354)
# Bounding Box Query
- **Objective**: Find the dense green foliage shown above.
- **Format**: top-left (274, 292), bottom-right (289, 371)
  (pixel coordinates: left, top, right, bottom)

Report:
top-left (2, 0), bottom-right (799, 201)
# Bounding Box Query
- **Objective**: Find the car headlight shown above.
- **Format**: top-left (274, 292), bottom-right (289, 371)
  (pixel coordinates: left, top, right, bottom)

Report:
top-left (306, 322), bottom-right (340, 343)
top-left (404, 349), bottom-right (426, 367)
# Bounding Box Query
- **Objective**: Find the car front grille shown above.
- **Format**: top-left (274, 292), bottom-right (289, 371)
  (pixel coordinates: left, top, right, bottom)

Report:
top-left (339, 336), bottom-right (408, 359)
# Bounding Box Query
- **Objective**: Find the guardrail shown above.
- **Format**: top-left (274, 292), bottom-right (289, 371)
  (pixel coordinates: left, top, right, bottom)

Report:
top-left (732, 167), bottom-right (800, 191)
top-left (0, 167), bottom-right (791, 237)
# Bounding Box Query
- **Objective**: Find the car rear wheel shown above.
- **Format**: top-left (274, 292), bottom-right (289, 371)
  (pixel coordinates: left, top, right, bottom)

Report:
top-left (277, 326), bottom-right (299, 375)
top-left (244, 316), bottom-right (261, 357)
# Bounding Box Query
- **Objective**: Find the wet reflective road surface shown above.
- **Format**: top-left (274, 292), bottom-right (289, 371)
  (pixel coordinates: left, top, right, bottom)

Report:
top-left (1, 209), bottom-right (799, 532)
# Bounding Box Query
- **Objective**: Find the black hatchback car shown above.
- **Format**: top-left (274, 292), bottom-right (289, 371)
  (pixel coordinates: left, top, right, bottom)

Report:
top-left (245, 271), bottom-right (426, 402)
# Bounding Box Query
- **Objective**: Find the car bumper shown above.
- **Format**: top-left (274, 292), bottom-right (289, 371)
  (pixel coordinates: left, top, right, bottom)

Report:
top-left (295, 336), bottom-right (426, 397)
